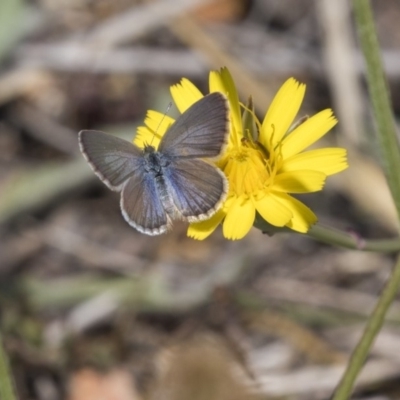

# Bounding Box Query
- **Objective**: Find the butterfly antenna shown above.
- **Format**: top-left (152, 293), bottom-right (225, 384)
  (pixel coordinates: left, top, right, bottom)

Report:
top-left (150, 102), bottom-right (173, 146)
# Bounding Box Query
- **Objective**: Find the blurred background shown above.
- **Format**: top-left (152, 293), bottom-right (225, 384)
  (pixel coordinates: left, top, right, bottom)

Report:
top-left (1, 0), bottom-right (400, 399)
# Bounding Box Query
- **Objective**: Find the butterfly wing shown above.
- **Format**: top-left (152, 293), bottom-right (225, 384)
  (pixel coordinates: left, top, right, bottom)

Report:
top-left (162, 158), bottom-right (228, 221)
top-left (79, 130), bottom-right (143, 191)
top-left (80, 130), bottom-right (170, 235)
top-left (158, 93), bottom-right (229, 159)
top-left (121, 172), bottom-right (170, 235)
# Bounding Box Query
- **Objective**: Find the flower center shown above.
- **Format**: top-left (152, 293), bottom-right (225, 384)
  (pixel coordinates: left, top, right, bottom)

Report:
top-left (220, 140), bottom-right (280, 197)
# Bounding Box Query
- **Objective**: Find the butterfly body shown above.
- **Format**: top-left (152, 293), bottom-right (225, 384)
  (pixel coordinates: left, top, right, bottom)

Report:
top-left (79, 93), bottom-right (229, 235)
top-left (142, 145), bottom-right (180, 221)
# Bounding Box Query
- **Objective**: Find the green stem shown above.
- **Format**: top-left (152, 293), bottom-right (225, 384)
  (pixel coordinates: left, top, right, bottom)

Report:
top-left (254, 219), bottom-right (400, 253)
top-left (307, 224), bottom-right (400, 252)
top-left (0, 333), bottom-right (17, 400)
top-left (332, 255), bottom-right (400, 400)
top-left (353, 0), bottom-right (400, 216)
top-left (332, 0), bottom-right (400, 399)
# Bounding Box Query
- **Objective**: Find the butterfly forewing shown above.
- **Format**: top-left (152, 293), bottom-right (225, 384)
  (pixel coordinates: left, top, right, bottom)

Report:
top-left (162, 158), bottom-right (228, 221)
top-left (158, 93), bottom-right (229, 159)
top-left (79, 130), bottom-right (143, 191)
top-left (121, 172), bottom-right (170, 235)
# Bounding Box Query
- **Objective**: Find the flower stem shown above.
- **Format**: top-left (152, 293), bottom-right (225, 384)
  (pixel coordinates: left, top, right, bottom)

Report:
top-left (332, 255), bottom-right (400, 400)
top-left (254, 219), bottom-right (400, 253)
top-left (332, 0), bottom-right (400, 399)
top-left (353, 0), bottom-right (400, 215)
top-left (0, 333), bottom-right (17, 400)
top-left (307, 224), bottom-right (400, 253)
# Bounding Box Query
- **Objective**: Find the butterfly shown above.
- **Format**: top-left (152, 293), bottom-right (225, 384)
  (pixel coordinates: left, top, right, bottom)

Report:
top-left (78, 92), bottom-right (229, 235)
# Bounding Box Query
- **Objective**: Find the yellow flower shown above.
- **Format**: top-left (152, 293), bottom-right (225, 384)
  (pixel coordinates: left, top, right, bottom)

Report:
top-left (135, 68), bottom-right (348, 240)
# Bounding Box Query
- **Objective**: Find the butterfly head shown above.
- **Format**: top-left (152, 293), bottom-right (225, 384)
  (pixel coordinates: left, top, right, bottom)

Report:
top-left (143, 144), bottom-right (157, 154)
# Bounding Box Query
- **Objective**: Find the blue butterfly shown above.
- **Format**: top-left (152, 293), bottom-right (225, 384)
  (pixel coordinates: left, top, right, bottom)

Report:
top-left (79, 93), bottom-right (229, 235)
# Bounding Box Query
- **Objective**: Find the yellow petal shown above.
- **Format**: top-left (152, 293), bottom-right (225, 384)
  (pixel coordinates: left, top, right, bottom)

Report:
top-left (134, 126), bottom-right (156, 148)
top-left (144, 110), bottom-right (174, 137)
top-left (281, 109), bottom-right (337, 158)
top-left (135, 110), bottom-right (175, 149)
top-left (254, 193), bottom-right (293, 227)
top-left (273, 170), bottom-right (326, 193)
top-left (223, 196), bottom-right (255, 240)
top-left (188, 209), bottom-right (225, 240)
top-left (282, 148), bottom-right (348, 176)
top-left (170, 78), bottom-right (203, 113)
top-left (260, 78), bottom-right (306, 151)
top-left (210, 68), bottom-right (242, 139)
top-left (209, 70), bottom-right (225, 94)
top-left (271, 192), bottom-right (317, 232)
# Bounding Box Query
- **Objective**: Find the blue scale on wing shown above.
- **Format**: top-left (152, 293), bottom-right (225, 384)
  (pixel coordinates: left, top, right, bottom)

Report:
top-left (121, 170), bottom-right (170, 235)
top-left (163, 158), bottom-right (227, 221)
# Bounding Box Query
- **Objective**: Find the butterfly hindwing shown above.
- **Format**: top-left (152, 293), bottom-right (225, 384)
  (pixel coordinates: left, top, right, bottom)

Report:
top-left (121, 171), bottom-right (170, 235)
top-left (79, 130), bottom-right (143, 191)
top-left (162, 158), bottom-right (228, 221)
top-left (158, 93), bottom-right (229, 159)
